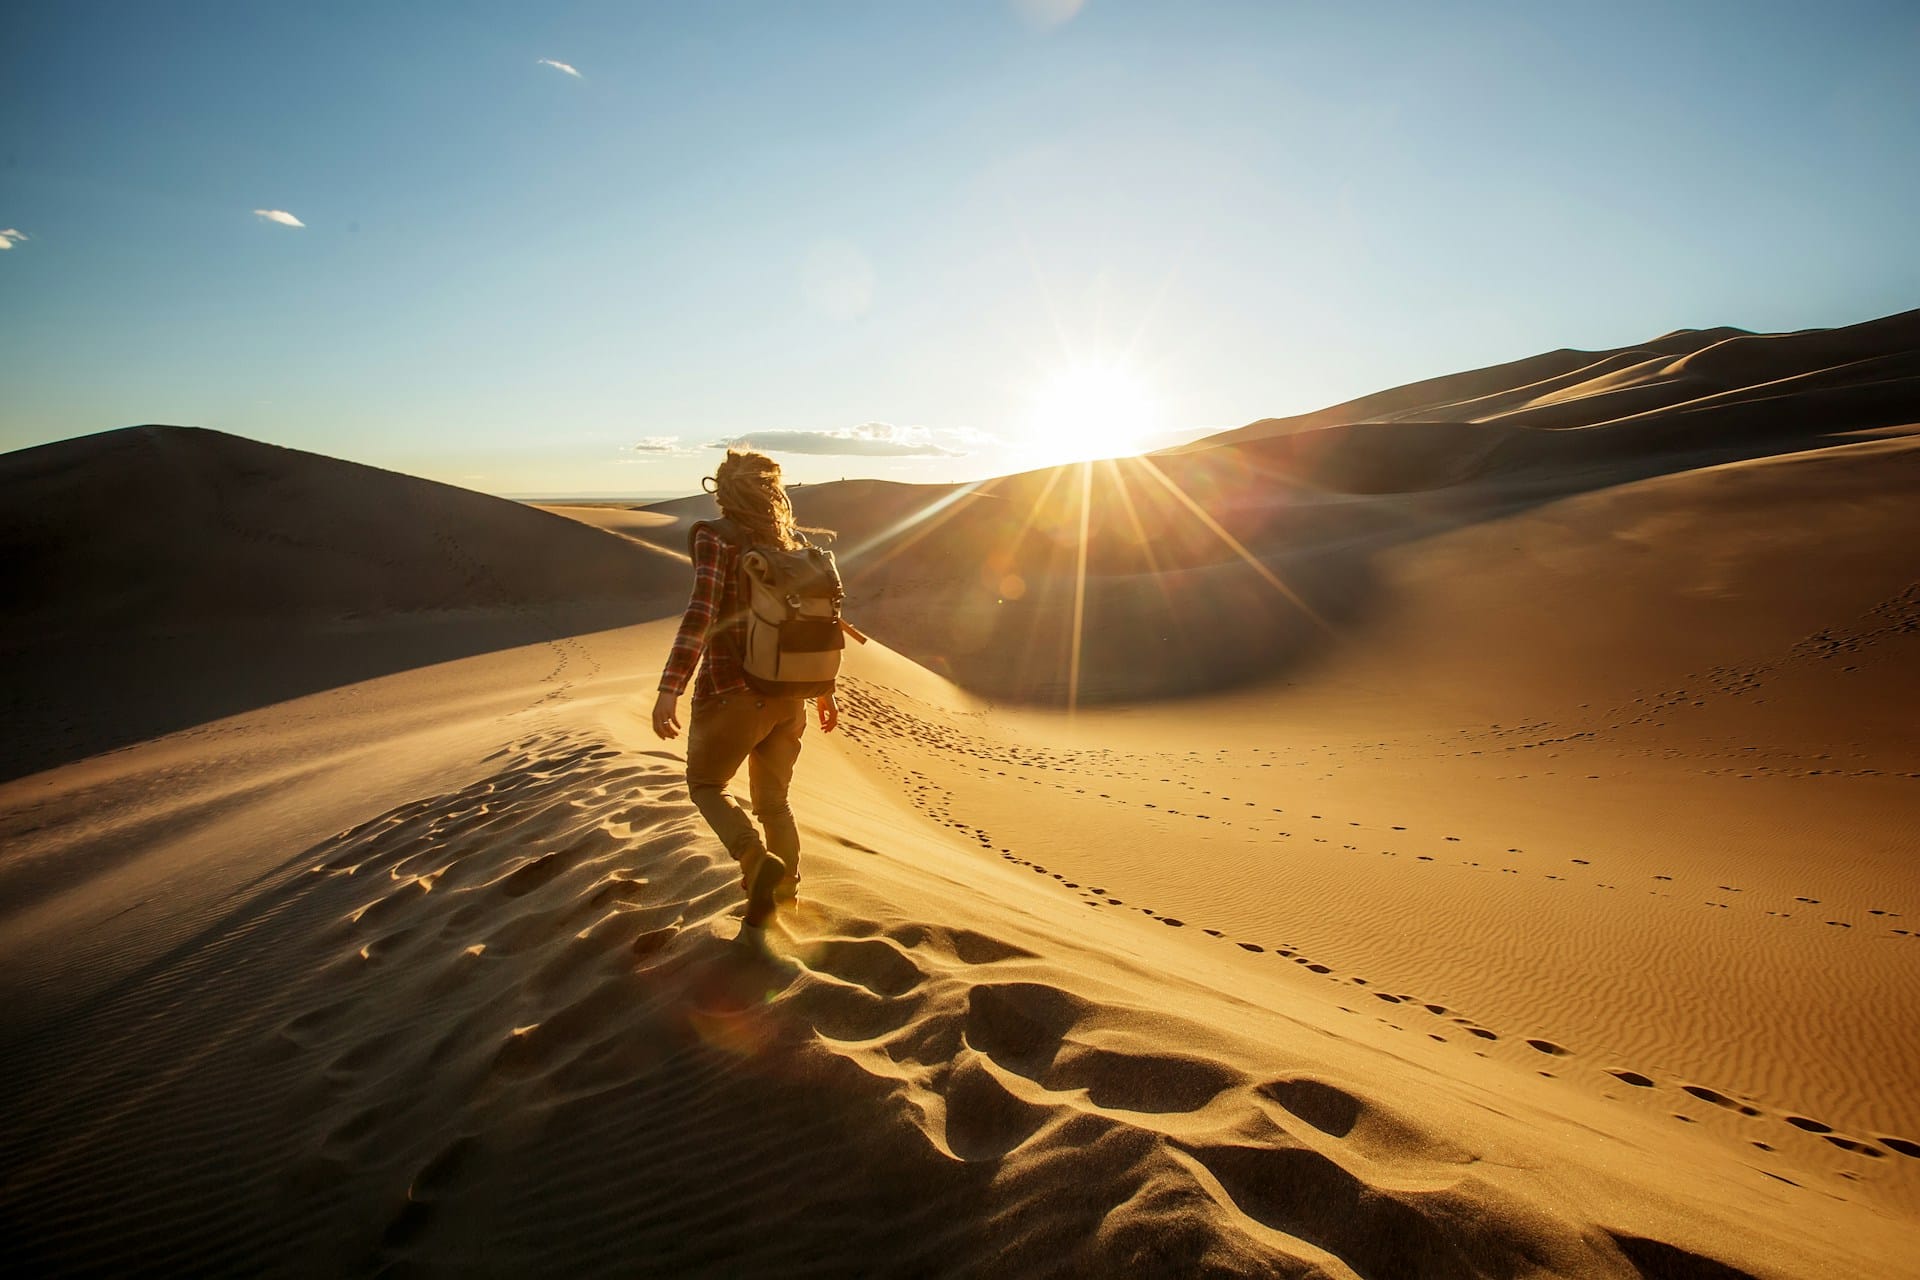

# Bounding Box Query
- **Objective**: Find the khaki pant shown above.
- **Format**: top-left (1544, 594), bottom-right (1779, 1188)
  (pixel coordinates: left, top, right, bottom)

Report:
top-left (686, 692), bottom-right (805, 925)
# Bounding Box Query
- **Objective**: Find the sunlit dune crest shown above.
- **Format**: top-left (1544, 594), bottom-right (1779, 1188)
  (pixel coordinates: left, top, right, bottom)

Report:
top-left (3, 306), bottom-right (1919, 1275)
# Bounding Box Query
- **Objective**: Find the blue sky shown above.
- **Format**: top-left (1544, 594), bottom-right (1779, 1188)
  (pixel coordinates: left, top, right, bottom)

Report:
top-left (3, 0), bottom-right (1916, 496)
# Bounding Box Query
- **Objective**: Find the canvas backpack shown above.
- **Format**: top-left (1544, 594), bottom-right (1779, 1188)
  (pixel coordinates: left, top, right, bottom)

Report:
top-left (689, 517), bottom-right (861, 698)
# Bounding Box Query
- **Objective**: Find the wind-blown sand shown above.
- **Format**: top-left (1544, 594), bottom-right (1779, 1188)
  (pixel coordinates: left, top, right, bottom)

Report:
top-left (3, 311), bottom-right (1918, 1276)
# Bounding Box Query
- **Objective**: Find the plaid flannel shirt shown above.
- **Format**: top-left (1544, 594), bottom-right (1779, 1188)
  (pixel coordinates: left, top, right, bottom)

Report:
top-left (658, 525), bottom-right (751, 698)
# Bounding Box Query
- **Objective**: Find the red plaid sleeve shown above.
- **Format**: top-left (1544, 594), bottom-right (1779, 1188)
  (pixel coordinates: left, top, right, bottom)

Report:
top-left (658, 526), bottom-right (727, 695)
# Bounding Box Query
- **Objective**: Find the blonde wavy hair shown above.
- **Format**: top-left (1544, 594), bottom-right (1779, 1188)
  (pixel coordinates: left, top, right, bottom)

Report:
top-left (704, 449), bottom-right (834, 549)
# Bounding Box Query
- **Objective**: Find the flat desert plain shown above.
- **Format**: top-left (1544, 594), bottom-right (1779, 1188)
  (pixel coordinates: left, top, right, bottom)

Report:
top-left (3, 310), bottom-right (1918, 1276)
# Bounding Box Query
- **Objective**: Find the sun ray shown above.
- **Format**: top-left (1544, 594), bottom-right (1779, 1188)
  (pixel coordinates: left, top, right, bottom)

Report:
top-left (1101, 457), bottom-right (1176, 616)
top-left (1004, 464), bottom-right (1068, 551)
top-left (1121, 242), bottom-right (1191, 367)
top-left (1068, 460), bottom-right (1092, 715)
top-left (1100, 457), bottom-right (1154, 564)
top-left (840, 479), bottom-right (986, 577)
top-left (1128, 455), bottom-right (1331, 633)
top-left (1017, 229), bottom-right (1077, 368)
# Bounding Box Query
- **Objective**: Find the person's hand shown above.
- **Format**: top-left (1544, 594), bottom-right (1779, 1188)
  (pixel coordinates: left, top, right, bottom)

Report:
top-left (816, 693), bottom-right (839, 734)
top-left (652, 690), bottom-right (682, 740)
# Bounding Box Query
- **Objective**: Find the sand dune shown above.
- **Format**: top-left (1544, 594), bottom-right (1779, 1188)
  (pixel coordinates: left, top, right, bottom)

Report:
top-left (528, 502), bottom-right (680, 543)
top-left (4, 312), bottom-right (1918, 1275)
top-left (1194, 308), bottom-right (1919, 451)
top-left (2, 620), bottom-right (1910, 1274)
top-left (0, 425), bottom-right (683, 780)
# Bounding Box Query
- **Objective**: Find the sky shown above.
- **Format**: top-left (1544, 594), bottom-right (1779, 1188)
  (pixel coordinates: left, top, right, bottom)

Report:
top-left (3, 0), bottom-right (1916, 498)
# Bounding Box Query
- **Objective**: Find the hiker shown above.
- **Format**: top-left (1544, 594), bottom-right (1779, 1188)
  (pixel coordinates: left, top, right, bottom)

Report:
top-left (651, 449), bottom-right (845, 960)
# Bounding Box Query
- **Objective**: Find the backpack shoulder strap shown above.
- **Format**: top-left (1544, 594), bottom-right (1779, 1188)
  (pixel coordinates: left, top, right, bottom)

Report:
top-left (686, 516), bottom-right (745, 559)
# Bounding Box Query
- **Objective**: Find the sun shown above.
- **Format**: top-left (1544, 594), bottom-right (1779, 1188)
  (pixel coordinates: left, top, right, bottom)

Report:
top-left (1020, 362), bottom-right (1157, 465)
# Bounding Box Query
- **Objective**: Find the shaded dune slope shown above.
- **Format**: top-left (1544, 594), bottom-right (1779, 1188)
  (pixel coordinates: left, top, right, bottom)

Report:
top-left (0, 425), bottom-right (682, 780)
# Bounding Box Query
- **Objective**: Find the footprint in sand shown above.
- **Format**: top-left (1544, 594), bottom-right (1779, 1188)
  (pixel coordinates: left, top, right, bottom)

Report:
top-left (1680, 1085), bottom-right (1760, 1117)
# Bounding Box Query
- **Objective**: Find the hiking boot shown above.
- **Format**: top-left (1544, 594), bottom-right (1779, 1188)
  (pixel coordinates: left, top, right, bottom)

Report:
top-left (735, 845), bottom-right (764, 894)
top-left (735, 846), bottom-right (799, 903)
top-left (745, 849), bottom-right (790, 927)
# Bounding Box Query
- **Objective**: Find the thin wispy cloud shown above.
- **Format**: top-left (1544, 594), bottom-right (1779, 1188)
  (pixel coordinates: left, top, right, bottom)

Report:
top-left (711, 422), bottom-right (989, 458)
top-left (1010, 0), bottom-right (1086, 31)
top-left (537, 58), bottom-right (582, 79)
top-left (252, 209), bottom-right (305, 228)
top-left (631, 436), bottom-right (695, 455)
top-left (0, 229), bottom-right (29, 250)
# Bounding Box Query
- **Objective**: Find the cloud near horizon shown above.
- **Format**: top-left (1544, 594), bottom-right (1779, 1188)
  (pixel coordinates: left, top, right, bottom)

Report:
top-left (537, 58), bottom-right (582, 78)
top-left (0, 229), bottom-right (27, 249)
top-left (631, 436), bottom-right (693, 455)
top-left (710, 422), bottom-right (988, 458)
top-left (253, 209), bottom-right (305, 228)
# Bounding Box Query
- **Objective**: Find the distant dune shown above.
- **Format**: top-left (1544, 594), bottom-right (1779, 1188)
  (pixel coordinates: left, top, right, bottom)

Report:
top-left (4, 424), bottom-right (681, 627)
top-left (1190, 307), bottom-right (1919, 455)
top-left (0, 425), bottom-right (679, 779)
top-left (3, 312), bottom-right (1917, 1276)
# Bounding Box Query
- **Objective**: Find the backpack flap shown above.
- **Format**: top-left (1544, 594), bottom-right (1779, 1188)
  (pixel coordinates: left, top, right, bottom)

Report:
top-left (739, 545), bottom-right (846, 697)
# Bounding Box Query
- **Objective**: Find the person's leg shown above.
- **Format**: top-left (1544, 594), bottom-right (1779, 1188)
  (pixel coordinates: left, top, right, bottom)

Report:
top-left (747, 696), bottom-right (807, 913)
top-left (685, 695), bottom-right (768, 887)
